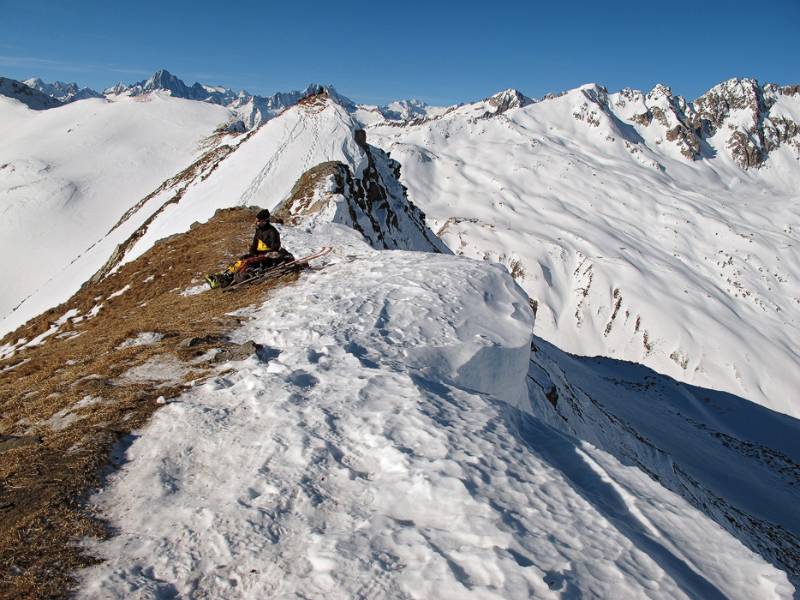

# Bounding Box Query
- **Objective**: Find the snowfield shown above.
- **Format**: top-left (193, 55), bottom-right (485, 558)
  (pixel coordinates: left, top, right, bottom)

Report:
top-left (0, 93), bottom-right (441, 336)
top-left (0, 92), bottom-right (231, 330)
top-left (366, 84), bottom-right (800, 417)
top-left (78, 225), bottom-right (792, 599)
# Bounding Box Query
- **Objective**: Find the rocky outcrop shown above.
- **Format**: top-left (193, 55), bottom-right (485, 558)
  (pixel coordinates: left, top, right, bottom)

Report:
top-left (23, 78), bottom-right (102, 103)
top-left (604, 78), bottom-right (800, 168)
top-left (485, 89), bottom-right (535, 114)
top-left (274, 130), bottom-right (448, 254)
top-left (647, 85), bottom-right (702, 159)
top-left (692, 78), bottom-right (767, 167)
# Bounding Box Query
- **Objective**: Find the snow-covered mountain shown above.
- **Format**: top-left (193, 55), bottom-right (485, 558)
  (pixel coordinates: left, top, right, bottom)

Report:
top-left (366, 78), bottom-right (800, 417)
top-left (1, 72), bottom-right (799, 596)
top-left (0, 90), bottom-right (231, 330)
top-left (103, 69), bottom-right (354, 129)
top-left (0, 76), bottom-right (62, 110)
top-left (2, 72), bottom-right (797, 413)
top-left (23, 77), bottom-right (102, 102)
top-left (0, 89), bottom-right (444, 336)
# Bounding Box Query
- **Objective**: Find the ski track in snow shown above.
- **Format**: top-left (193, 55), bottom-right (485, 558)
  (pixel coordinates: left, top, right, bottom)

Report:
top-left (78, 226), bottom-right (792, 599)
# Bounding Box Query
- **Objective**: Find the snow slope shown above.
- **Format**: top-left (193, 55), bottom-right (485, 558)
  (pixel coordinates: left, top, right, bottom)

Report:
top-left (119, 93), bottom-right (445, 266)
top-left (366, 82), bottom-right (800, 416)
top-left (78, 224), bottom-right (792, 599)
top-left (0, 92), bottom-right (231, 332)
top-left (528, 337), bottom-right (800, 584)
top-left (0, 92), bottom-right (441, 337)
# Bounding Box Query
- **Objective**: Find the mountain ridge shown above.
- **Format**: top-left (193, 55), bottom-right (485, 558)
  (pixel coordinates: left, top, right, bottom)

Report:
top-left (11, 68), bottom-right (800, 166)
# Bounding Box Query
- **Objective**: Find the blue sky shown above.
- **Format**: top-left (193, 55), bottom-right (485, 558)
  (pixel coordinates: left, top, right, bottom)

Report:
top-left (1, 0), bottom-right (797, 105)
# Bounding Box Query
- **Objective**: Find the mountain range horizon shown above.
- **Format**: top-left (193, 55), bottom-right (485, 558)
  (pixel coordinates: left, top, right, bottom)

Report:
top-left (17, 66), bottom-right (800, 110)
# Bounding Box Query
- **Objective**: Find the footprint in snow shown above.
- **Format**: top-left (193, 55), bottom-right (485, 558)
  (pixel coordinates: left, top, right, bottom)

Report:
top-left (288, 369), bottom-right (319, 389)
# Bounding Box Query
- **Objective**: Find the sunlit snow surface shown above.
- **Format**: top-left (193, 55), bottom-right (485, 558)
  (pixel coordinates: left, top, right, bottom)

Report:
top-left (0, 95), bottom-right (375, 335)
top-left (0, 93), bottom-right (230, 330)
top-left (78, 225), bottom-right (792, 599)
top-left (366, 89), bottom-right (800, 416)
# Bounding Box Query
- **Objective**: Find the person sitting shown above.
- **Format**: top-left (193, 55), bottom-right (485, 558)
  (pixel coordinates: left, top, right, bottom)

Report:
top-left (206, 208), bottom-right (293, 288)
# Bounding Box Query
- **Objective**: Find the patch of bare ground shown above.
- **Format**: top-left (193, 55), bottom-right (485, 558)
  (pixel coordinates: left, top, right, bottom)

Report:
top-left (0, 207), bottom-right (300, 598)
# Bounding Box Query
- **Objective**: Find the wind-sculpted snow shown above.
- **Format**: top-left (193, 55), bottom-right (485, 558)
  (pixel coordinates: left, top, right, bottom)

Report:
top-left (527, 337), bottom-right (800, 590)
top-left (79, 225), bottom-right (791, 598)
top-left (367, 84), bottom-right (800, 416)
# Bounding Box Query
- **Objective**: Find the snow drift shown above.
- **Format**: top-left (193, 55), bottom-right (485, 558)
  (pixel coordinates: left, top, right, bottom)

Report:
top-left (78, 224), bottom-right (793, 599)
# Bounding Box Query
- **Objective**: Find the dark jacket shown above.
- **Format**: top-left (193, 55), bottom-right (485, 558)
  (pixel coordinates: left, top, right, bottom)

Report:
top-left (249, 222), bottom-right (281, 255)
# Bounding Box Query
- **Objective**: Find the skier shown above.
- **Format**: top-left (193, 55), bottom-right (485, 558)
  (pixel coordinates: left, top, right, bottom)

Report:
top-left (205, 208), bottom-right (293, 289)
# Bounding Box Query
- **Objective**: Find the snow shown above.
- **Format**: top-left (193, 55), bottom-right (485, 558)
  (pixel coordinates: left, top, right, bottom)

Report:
top-left (0, 308), bottom-right (79, 358)
top-left (115, 355), bottom-right (187, 385)
top-left (116, 332), bottom-right (164, 349)
top-left (0, 92), bottom-right (231, 335)
top-left (121, 99), bottom-right (369, 265)
top-left (78, 225), bottom-right (792, 599)
top-left (107, 285), bottom-right (131, 300)
top-left (366, 86), bottom-right (800, 416)
top-left (44, 408), bottom-right (84, 432)
top-left (179, 283), bottom-right (208, 297)
top-left (528, 336), bottom-right (800, 582)
top-left (3, 78), bottom-right (798, 594)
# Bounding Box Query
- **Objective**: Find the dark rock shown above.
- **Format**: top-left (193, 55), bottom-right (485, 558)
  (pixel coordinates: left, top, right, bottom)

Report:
top-left (546, 386), bottom-right (558, 408)
top-left (181, 334), bottom-right (228, 348)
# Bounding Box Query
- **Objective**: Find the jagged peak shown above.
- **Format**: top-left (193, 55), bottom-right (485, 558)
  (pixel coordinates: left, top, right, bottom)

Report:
top-left (302, 83), bottom-right (355, 109)
top-left (648, 83), bottom-right (673, 99)
top-left (486, 88), bottom-right (534, 111)
top-left (22, 77), bottom-right (101, 102)
top-left (576, 82), bottom-right (607, 93)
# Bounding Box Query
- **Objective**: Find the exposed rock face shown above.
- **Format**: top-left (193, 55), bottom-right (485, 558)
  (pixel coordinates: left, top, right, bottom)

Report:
top-left (692, 78), bottom-right (765, 167)
top-left (22, 78), bottom-right (102, 103)
top-left (274, 130), bottom-right (448, 253)
top-left (0, 77), bottom-right (62, 110)
top-left (485, 89), bottom-right (535, 114)
top-left (647, 85), bottom-right (702, 159)
top-left (601, 78), bottom-right (800, 168)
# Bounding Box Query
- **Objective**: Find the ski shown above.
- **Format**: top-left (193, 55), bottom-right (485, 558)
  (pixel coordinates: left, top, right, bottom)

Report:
top-left (222, 246), bottom-right (333, 292)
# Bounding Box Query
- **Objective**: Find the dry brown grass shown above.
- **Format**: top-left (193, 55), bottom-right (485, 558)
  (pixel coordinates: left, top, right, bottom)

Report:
top-left (0, 207), bottom-right (300, 598)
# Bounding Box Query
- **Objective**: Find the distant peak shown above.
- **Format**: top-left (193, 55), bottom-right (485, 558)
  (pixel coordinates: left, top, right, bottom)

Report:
top-left (144, 69), bottom-right (185, 91)
top-left (486, 88), bottom-right (534, 112)
top-left (649, 83), bottom-right (673, 97)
